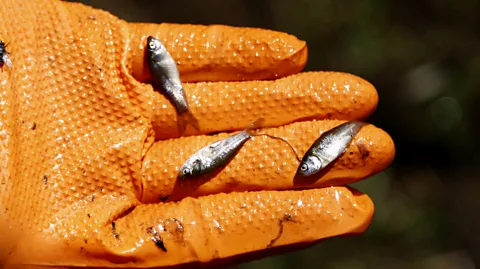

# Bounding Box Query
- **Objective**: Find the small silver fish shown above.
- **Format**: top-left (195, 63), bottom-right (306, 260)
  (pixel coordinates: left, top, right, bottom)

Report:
top-left (296, 121), bottom-right (365, 177)
top-left (0, 41), bottom-right (12, 68)
top-left (179, 118), bottom-right (264, 179)
top-left (146, 36), bottom-right (198, 132)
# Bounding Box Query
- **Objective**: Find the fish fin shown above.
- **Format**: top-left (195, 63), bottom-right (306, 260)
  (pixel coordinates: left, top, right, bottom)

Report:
top-left (342, 121), bottom-right (366, 144)
top-left (325, 121), bottom-right (365, 140)
top-left (177, 110), bottom-right (201, 134)
top-left (3, 54), bottom-right (12, 68)
top-left (209, 140), bottom-right (222, 149)
top-left (347, 120), bottom-right (366, 130)
top-left (341, 121), bottom-right (366, 133)
top-left (244, 117), bottom-right (265, 136)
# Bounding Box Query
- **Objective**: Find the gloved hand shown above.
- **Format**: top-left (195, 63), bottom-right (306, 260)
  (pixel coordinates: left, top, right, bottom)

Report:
top-left (0, 0), bottom-right (395, 268)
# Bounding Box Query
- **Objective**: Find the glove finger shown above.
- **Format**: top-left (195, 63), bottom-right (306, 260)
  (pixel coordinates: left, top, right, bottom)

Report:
top-left (152, 71), bottom-right (378, 140)
top-left (11, 187), bottom-right (373, 267)
top-left (141, 120), bottom-right (394, 203)
top-left (128, 22), bottom-right (308, 83)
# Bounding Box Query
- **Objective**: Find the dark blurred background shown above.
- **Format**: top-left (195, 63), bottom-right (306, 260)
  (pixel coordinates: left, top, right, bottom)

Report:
top-left (67, 0), bottom-right (480, 268)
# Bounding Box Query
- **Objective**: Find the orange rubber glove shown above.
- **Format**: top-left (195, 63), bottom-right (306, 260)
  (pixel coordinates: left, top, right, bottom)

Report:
top-left (0, 0), bottom-right (395, 268)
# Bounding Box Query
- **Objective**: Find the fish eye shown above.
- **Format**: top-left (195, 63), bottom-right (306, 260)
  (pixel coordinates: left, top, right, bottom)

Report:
top-left (300, 163), bottom-right (308, 172)
top-left (182, 167), bottom-right (191, 176)
top-left (148, 41), bottom-right (156, 50)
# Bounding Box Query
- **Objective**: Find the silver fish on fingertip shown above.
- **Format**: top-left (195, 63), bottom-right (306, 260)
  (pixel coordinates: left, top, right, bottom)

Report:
top-left (178, 118), bottom-right (265, 179)
top-left (146, 36), bottom-right (199, 133)
top-left (296, 121), bottom-right (365, 177)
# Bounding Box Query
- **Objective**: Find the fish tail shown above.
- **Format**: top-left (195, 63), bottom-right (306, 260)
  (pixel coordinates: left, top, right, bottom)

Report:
top-left (344, 121), bottom-right (366, 138)
top-left (177, 110), bottom-right (201, 134)
top-left (177, 116), bottom-right (187, 134)
top-left (350, 120), bottom-right (366, 131)
top-left (244, 117), bottom-right (265, 136)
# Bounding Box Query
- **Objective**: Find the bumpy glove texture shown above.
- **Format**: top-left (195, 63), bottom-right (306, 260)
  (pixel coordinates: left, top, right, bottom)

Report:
top-left (0, 0), bottom-right (395, 268)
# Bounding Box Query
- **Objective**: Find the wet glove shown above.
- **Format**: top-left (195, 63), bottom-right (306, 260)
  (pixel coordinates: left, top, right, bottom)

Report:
top-left (0, 0), bottom-right (395, 267)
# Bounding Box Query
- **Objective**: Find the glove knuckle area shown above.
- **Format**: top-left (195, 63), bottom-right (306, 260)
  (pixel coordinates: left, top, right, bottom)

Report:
top-left (152, 71), bottom-right (378, 140)
top-left (141, 120), bottom-right (394, 203)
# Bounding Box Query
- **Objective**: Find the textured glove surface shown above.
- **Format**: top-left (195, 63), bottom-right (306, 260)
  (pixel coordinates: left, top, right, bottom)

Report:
top-left (0, 0), bottom-right (395, 267)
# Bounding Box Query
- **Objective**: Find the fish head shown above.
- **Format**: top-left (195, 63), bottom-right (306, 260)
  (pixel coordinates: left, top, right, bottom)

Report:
top-left (146, 36), bottom-right (168, 59)
top-left (296, 155), bottom-right (323, 177)
top-left (178, 159), bottom-right (202, 179)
